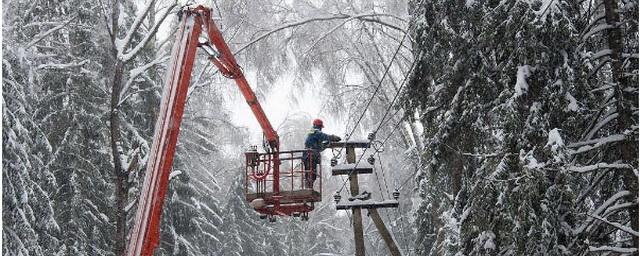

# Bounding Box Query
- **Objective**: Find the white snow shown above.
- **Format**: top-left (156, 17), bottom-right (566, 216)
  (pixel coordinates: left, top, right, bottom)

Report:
top-left (36, 60), bottom-right (89, 70)
top-left (119, 55), bottom-right (169, 105)
top-left (473, 231), bottom-right (496, 251)
top-left (569, 134), bottom-right (626, 154)
top-left (125, 198), bottom-right (138, 213)
top-left (583, 24), bottom-right (613, 40)
top-left (118, 3), bottom-right (175, 61)
top-left (584, 111), bottom-right (617, 140)
top-left (514, 65), bottom-right (534, 97)
top-left (587, 213), bottom-right (639, 237)
top-left (117, 0), bottom-right (155, 54)
top-left (521, 149), bottom-right (544, 169)
top-left (565, 93), bottom-right (578, 111)
top-left (590, 49), bottom-right (612, 60)
top-left (568, 163), bottom-right (633, 173)
top-left (403, 145), bottom-right (416, 155)
top-left (532, 0), bottom-right (557, 21)
top-left (413, 116), bottom-right (424, 139)
top-left (573, 190), bottom-right (631, 235)
top-left (483, 237), bottom-right (496, 250)
top-left (545, 128), bottom-right (564, 151)
top-left (249, 198), bottom-right (266, 209)
top-left (169, 170), bottom-right (182, 179)
top-left (99, 213), bottom-right (110, 222)
top-left (589, 246), bottom-right (638, 253)
top-left (465, 0), bottom-right (476, 7)
top-left (460, 207), bottom-right (471, 222)
top-left (25, 17), bottom-right (76, 49)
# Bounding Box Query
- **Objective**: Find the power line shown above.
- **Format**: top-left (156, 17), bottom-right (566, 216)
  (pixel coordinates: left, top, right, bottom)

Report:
top-left (333, 24), bottom-right (412, 159)
top-left (373, 162), bottom-right (386, 200)
top-left (335, 51), bottom-right (418, 194)
top-left (380, 113), bottom-right (407, 147)
top-left (370, 52), bottom-right (419, 139)
top-left (343, 112), bottom-right (415, 194)
top-left (397, 171), bottom-right (415, 190)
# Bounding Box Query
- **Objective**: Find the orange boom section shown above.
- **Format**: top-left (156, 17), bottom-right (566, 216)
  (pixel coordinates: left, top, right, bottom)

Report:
top-left (126, 6), bottom-right (321, 256)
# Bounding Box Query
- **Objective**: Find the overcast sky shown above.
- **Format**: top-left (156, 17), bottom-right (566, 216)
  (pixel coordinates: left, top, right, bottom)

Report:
top-left (226, 69), bottom-right (345, 148)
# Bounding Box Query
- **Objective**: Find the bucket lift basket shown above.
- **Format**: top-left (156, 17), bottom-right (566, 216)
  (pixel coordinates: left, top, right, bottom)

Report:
top-left (244, 148), bottom-right (322, 216)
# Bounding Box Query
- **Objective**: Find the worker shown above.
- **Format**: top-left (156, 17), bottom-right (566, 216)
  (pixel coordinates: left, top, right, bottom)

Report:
top-left (303, 119), bottom-right (341, 188)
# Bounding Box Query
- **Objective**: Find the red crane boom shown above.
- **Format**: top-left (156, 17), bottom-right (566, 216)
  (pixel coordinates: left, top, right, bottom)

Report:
top-left (126, 6), bottom-right (280, 255)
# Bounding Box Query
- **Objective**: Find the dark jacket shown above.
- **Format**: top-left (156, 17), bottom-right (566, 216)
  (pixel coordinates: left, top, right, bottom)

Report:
top-left (304, 128), bottom-right (341, 152)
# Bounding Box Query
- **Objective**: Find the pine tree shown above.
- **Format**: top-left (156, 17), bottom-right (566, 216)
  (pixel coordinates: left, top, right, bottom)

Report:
top-left (218, 177), bottom-right (268, 256)
top-left (569, 0), bottom-right (639, 253)
top-left (3, 0), bottom-right (113, 254)
top-left (406, 0), bottom-right (608, 255)
top-left (3, 47), bottom-right (61, 256)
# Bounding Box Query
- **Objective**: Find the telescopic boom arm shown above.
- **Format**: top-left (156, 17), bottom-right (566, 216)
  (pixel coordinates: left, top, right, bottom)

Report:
top-left (197, 8), bottom-right (279, 150)
top-left (126, 6), bottom-right (279, 256)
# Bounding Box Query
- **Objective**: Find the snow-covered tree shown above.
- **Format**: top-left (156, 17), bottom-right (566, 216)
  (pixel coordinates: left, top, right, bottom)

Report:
top-left (218, 177), bottom-right (269, 256)
top-left (406, 0), bottom-right (636, 255)
top-left (569, 0), bottom-right (639, 253)
top-left (3, 47), bottom-right (61, 255)
top-left (4, 0), bottom-right (114, 254)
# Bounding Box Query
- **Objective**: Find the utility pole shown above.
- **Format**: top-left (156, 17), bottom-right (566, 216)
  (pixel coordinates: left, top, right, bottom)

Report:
top-left (329, 141), bottom-right (401, 256)
top-left (347, 143), bottom-right (366, 256)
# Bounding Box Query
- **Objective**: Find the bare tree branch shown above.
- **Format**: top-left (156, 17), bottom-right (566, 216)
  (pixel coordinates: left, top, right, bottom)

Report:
top-left (233, 13), bottom-right (407, 56)
top-left (117, 0), bottom-right (156, 53)
top-left (586, 213), bottom-right (638, 237)
top-left (25, 16), bottom-right (77, 49)
top-left (119, 3), bottom-right (177, 61)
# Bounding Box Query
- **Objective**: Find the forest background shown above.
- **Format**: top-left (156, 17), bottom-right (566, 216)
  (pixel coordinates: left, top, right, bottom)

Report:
top-left (3, 0), bottom-right (638, 255)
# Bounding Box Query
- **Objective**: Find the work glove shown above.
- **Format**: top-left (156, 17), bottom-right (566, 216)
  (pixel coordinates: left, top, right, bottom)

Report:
top-left (330, 135), bottom-right (342, 142)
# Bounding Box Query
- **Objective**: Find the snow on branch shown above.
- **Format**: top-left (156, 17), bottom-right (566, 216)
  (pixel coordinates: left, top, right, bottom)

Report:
top-left (568, 134), bottom-right (626, 154)
top-left (120, 115), bottom-right (151, 155)
top-left (568, 163), bottom-right (634, 173)
top-left (116, 141), bottom-right (127, 173)
top-left (169, 170), bottom-right (183, 180)
top-left (118, 3), bottom-right (177, 62)
top-left (316, 221), bottom-right (347, 231)
top-left (514, 65), bottom-right (534, 97)
top-left (357, 17), bottom-right (407, 35)
top-left (461, 152), bottom-right (513, 158)
top-left (116, 0), bottom-right (156, 54)
top-left (582, 24), bottom-right (614, 41)
top-left (36, 60), bottom-right (89, 70)
top-left (584, 112), bottom-right (618, 141)
top-left (603, 202), bottom-right (638, 218)
top-left (481, 175), bottom-right (528, 183)
top-left (126, 147), bottom-right (140, 173)
top-left (586, 213), bottom-right (638, 237)
top-left (124, 198), bottom-right (138, 213)
top-left (303, 17), bottom-right (357, 56)
top-left (25, 16), bottom-right (77, 49)
top-left (233, 13), bottom-right (408, 57)
top-left (532, 0), bottom-right (558, 22)
top-left (442, 142), bottom-right (516, 159)
top-left (580, 13), bottom-right (605, 38)
top-left (590, 49), bottom-right (612, 61)
top-left (589, 246), bottom-right (638, 253)
top-left (45, 123), bottom-right (75, 169)
top-left (118, 54), bottom-right (169, 106)
top-left (546, 128), bottom-right (564, 151)
top-left (573, 190), bottom-right (632, 235)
